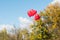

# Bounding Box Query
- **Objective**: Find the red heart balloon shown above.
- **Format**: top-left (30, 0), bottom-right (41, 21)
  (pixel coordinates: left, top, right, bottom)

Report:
top-left (34, 14), bottom-right (40, 20)
top-left (27, 9), bottom-right (37, 17)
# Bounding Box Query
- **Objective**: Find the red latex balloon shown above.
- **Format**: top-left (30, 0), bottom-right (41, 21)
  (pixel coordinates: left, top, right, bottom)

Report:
top-left (27, 9), bottom-right (37, 17)
top-left (34, 14), bottom-right (40, 20)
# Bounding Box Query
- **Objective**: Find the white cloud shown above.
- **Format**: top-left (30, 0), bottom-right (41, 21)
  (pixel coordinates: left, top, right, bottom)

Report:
top-left (0, 24), bottom-right (13, 30)
top-left (0, 17), bottom-right (33, 33)
top-left (19, 17), bottom-right (33, 30)
top-left (19, 17), bottom-right (32, 24)
top-left (0, 24), bottom-right (15, 34)
top-left (51, 0), bottom-right (60, 6)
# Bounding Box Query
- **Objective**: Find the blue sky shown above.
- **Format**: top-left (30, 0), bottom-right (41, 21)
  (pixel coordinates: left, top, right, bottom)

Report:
top-left (0, 0), bottom-right (52, 25)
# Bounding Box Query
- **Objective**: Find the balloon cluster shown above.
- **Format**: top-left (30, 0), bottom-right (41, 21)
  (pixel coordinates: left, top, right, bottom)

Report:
top-left (27, 9), bottom-right (40, 20)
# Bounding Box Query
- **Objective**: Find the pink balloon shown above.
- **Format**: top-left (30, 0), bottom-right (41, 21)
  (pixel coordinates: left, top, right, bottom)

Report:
top-left (34, 14), bottom-right (40, 20)
top-left (27, 9), bottom-right (37, 17)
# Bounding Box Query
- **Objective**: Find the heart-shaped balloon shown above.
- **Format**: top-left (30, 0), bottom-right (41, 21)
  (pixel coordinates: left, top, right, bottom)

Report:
top-left (34, 14), bottom-right (40, 20)
top-left (27, 9), bottom-right (37, 17)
